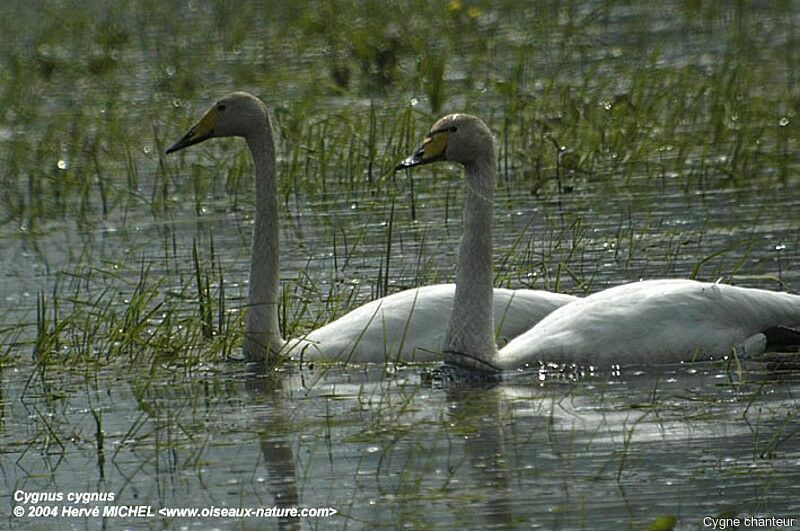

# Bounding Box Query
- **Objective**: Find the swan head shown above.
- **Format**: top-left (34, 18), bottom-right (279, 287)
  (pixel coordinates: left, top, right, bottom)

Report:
top-left (166, 92), bottom-right (268, 153)
top-left (395, 113), bottom-right (493, 170)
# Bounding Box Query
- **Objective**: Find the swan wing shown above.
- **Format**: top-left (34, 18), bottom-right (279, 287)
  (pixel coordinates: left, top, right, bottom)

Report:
top-left (499, 279), bottom-right (800, 368)
top-left (290, 284), bottom-right (576, 363)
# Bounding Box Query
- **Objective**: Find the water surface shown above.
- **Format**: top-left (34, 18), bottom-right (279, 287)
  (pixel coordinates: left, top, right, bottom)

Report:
top-left (2, 1), bottom-right (800, 529)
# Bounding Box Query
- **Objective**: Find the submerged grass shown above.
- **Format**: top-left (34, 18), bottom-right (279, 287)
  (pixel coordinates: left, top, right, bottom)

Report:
top-left (2, 2), bottom-right (798, 218)
top-left (2, 4), bottom-right (800, 524)
top-left (0, 2), bottom-right (797, 372)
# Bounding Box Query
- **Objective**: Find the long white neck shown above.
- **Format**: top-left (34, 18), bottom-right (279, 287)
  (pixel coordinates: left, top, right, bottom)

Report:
top-left (443, 158), bottom-right (501, 371)
top-left (243, 115), bottom-right (286, 361)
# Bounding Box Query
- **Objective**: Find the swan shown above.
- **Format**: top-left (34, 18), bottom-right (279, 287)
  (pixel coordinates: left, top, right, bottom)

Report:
top-left (166, 92), bottom-right (577, 363)
top-left (398, 113), bottom-right (800, 372)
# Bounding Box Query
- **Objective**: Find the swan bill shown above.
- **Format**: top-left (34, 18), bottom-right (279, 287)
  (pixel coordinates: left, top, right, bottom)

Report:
top-left (166, 106), bottom-right (218, 154)
top-left (394, 130), bottom-right (449, 170)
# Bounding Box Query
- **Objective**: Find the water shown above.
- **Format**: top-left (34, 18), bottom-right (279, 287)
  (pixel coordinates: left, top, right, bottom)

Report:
top-left (3, 175), bottom-right (800, 529)
top-left (3, 1), bottom-right (800, 529)
top-left (4, 361), bottom-right (800, 529)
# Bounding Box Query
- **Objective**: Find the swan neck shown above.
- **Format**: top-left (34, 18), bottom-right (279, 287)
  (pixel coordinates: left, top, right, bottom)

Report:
top-left (244, 115), bottom-right (285, 360)
top-left (444, 158), bottom-right (499, 365)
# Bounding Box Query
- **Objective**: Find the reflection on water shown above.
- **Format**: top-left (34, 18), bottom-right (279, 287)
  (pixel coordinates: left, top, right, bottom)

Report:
top-left (2, 65), bottom-right (800, 531)
top-left (3, 361), bottom-right (799, 528)
top-left (3, 1), bottom-right (800, 528)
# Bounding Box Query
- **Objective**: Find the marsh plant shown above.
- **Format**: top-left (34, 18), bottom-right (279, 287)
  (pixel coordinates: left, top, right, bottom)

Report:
top-left (1, 1), bottom-right (800, 528)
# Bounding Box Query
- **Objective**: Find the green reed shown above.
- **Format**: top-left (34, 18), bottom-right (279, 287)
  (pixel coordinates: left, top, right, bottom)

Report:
top-left (1, 0), bottom-right (799, 367)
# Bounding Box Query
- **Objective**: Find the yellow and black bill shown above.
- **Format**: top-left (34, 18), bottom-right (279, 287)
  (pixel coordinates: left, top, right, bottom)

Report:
top-left (165, 106), bottom-right (218, 154)
top-left (394, 129), bottom-right (449, 170)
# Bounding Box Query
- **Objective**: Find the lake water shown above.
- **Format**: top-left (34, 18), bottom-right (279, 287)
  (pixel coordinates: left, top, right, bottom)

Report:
top-left (2, 1), bottom-right (800, 529)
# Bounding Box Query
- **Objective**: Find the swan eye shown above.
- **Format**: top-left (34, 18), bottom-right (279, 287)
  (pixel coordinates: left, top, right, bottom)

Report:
top-left (217, 104), bottom-right (226, 111)
top-left (450, 126), bottom-right (457, 133)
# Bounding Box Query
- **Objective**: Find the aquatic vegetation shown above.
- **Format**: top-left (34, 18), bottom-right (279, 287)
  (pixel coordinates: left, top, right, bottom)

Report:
top-left (1, 1), bottom-right (800, 528)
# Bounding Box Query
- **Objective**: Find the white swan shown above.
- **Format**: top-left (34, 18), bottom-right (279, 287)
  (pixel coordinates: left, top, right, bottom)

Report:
top-left (398, 113), bottom-right (800, 372)
top-left (166, 92), bottom-right (576, 363)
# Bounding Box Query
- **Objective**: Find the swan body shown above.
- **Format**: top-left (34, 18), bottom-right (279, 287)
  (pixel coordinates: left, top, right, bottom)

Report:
top-left (167, 93), bottom-right (576, 363)
top-left (499, 279), bottom-right (800, 369)
top-left (286, 284), bottom-right (575, 363)
top-left (400, 113), bottom-right (800, 372)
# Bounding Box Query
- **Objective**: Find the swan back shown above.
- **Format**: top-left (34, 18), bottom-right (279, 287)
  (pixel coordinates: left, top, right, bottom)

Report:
top-left (289, 285), bottom-right (576, 363)
top-left (500, 279), bottom-right (800, 368)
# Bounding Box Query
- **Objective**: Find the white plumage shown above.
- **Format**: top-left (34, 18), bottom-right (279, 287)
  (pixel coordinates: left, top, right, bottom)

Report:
top-left (167, 93), bottom-right (576, 363)
top-left (499, 279), bottom-right (800, 369)
top-left (400, 113), bottom-right (800, 372)
top-left (288, 284), bottom-right (575, 363)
